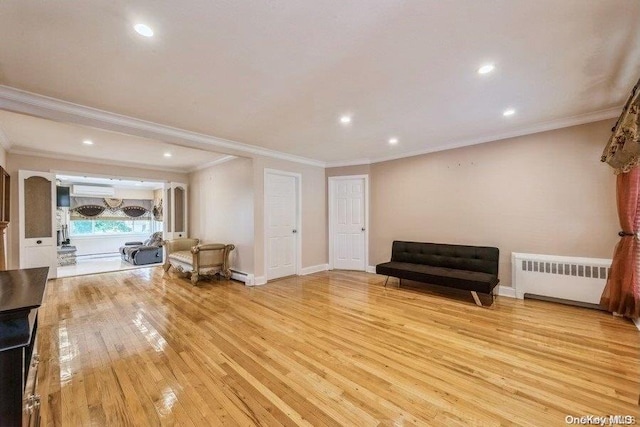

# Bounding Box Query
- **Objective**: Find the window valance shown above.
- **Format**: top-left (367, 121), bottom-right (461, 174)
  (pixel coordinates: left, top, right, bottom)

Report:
top-left (601, 77), bottom-right (640, 174)
top-left (70, 197), bottom-right (153, 220)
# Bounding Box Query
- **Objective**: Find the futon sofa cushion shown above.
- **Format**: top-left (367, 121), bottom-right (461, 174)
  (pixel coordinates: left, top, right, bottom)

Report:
top-left (376, 241), bottom-right (500, 300)
top-left (376, 261), bottom-right (498, 294)
top-left (390, 241), bottom-right (499, 275)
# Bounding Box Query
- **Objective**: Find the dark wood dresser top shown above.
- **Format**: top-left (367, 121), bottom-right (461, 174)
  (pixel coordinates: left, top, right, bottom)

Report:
top-left (0, 267), bottom-right (49, 317)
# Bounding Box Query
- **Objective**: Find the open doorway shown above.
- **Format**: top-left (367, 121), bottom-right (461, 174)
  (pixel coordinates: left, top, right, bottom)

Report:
top-left (55, 174), bottom-right (165, 278)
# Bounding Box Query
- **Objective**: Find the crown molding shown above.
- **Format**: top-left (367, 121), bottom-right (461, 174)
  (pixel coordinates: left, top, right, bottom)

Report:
top-left (0, 85), bottom-right (326, 168)
top-left (324, 158), bottom-right (372, 168)
top-left (190, 155), bottom-right (237, 172)
top-left (325, 106), bottom-right (621, 167)
top-left (9, 147), bottom-right (188, 174)
top-left (0, 85), bottom-right (621, 170)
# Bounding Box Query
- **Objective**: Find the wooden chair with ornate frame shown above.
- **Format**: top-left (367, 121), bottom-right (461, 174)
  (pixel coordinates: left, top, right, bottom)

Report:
top-left (163, 238), bottom-right (234, 284)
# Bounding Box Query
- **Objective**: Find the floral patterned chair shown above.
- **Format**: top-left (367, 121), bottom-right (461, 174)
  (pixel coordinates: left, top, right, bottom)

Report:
top-left (163, 238), bottom-right (235, 284)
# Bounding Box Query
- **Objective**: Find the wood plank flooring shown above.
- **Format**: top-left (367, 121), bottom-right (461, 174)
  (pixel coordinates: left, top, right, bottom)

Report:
top-left (36, 268), bottom-right (640, 426)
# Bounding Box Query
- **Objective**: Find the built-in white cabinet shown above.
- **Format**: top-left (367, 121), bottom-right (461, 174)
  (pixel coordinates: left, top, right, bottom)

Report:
top-left (164, 182), bottom-right (188, 240)
top-left (18, 170), bottom-right (57, 278)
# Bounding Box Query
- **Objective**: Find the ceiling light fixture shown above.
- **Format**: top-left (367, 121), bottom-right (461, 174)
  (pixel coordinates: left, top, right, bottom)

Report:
top-left (388, 137), bottom-right (399, 145)
top-left (163, 152), bottom-right (172, 158)
top-left (134, 23), bottom-right (154, 37)
top-left (503, 108), bottom-right (516, 117)
top-left (478, 64), bottom-right (495, 75)
top-left (83, 140), bottom-right (93, 145)
top-left (340, 115), bottom-right (352, 125)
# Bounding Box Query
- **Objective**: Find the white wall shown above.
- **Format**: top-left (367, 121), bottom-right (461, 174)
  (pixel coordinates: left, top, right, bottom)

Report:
top-left (190, 157), bottom-right (254, 274)
top-left (359, 119), bottom-right (618, 287)
top-left (188, 154), bottom-right (327, 281)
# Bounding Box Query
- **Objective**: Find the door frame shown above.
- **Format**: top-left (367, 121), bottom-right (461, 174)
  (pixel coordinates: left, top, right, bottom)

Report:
top-left (328, 174), bottom-right (369, 271)
top-left (264, 169), bottom-right (302, 281)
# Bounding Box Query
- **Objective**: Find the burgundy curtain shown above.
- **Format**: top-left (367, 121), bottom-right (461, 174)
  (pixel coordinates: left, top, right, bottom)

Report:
top-left (600, 167), bottom-right (640, 318)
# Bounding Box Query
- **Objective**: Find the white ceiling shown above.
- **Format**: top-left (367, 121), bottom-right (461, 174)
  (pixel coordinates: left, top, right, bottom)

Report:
top-left (0, 110), bottom-right (229, 171)
top-left (0, 0), bottom-right (638, 164)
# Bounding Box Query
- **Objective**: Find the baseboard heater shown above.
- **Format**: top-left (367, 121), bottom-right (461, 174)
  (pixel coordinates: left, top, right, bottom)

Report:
top-left (230, 270), bottom-right (255, 286)
top-left (512, 252), bottom-right (611, 308)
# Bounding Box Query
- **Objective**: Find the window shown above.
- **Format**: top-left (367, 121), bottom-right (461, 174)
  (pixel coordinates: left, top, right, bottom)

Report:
top-left (70, 219), bottom-right (152, 236)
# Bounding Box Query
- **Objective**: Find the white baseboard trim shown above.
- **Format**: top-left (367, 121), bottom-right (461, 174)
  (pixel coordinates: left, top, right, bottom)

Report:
top-left (300, 264), bottom-right (329, 276)
top-left (497, 286), bottom-right (517, 298)
top-left (366, 265), bottom-right (376, 274)
top-left (230, 270), bottom-right (255, 286)
top-left (634, 318), bottom-right (640, 332)
top-left (254, 276), bottom-right (267, 286)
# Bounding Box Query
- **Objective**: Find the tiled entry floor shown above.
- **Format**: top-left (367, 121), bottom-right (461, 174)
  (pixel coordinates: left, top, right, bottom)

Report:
top-left (57, 254), bottom-right (162, 278)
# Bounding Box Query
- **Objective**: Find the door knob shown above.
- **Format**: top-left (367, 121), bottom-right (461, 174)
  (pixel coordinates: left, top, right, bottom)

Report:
top-left (36, 240), bottom-right (42, 244)
top-left (361, 228), bottom-right (366, 232)
top-left (292, 229), bottom-right (297, 234)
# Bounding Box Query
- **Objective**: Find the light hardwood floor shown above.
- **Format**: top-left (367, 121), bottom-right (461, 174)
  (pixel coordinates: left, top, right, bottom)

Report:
top-left (36, 268), bottom-right (640, 426)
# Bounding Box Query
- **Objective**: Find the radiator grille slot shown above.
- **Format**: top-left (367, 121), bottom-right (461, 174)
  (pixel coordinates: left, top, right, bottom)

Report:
top-left (521, 260), bottom-right (609, 279)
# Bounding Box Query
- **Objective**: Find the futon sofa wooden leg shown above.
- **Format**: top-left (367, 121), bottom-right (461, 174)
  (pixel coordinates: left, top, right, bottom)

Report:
top-left (471, 291), bottom-right (482, 307)
top-left (384, 276), bottom-right (389, 287)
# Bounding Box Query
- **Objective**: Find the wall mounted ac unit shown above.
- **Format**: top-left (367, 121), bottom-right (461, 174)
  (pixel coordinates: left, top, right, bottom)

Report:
top-left (72, 185), bottom-right (115, 197)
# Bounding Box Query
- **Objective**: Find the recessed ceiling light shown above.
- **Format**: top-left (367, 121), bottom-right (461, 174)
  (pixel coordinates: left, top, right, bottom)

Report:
top-left (388, 137), bottom-right (399, 145)
top-left (503, 108), bottom-right (516, 117)
top-left (340, 115), bottom-right (352, 125)
top-left (478, 64), bottom-right (495, 75)
top-left (83, 140), bottom-right (93, 145)
top-left (134, 23), bottom-right (154, 37)
top-left (163, 152), bottom-right (172, 158)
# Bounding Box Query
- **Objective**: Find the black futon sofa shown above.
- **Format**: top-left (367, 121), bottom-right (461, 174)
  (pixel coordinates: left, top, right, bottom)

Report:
top-left (376, 241), bottom-right (500, 306)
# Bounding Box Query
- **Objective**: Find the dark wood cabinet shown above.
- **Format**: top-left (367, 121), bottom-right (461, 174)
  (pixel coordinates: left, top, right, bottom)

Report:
top-left (0, 267), bottom-right (49, 427)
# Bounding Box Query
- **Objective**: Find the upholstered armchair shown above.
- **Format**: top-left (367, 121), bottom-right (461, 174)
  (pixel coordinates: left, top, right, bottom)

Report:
top-left (120, 231), bottom-right (164, 265)
top-left (163, 238), bottom-right (235, 284)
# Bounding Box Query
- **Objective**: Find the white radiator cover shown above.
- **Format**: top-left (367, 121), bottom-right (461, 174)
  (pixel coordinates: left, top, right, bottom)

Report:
top-left (512, 253), bottom-right (612, 304)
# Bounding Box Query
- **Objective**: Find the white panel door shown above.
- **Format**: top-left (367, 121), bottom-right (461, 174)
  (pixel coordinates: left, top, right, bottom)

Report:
top-left (19, 170), bottom-right (57, 278)
top-left (332, 178), bottom-right (366, 271)
top-left (266, 173), bottom-right (297, 280)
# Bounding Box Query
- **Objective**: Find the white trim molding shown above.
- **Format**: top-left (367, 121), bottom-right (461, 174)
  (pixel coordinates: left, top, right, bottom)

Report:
top-left (326, 158), bottom-right (372, 168)
top-left (191, 155), bottom-right (237, 172)
top-left (0, 85), bottom-right (621, 170)
top-left (300, 264), bottom-right (329, 276)
top-left (328, 174), bottom-right (370, 272)
top-left (0, 85), bottom-right (325, 168)
top-left (497, 286), bottom-right (517, 298)
top-left (366, 265), bottom-right (376, 274)
top-left (254, 276), bottom-right (267, 286)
